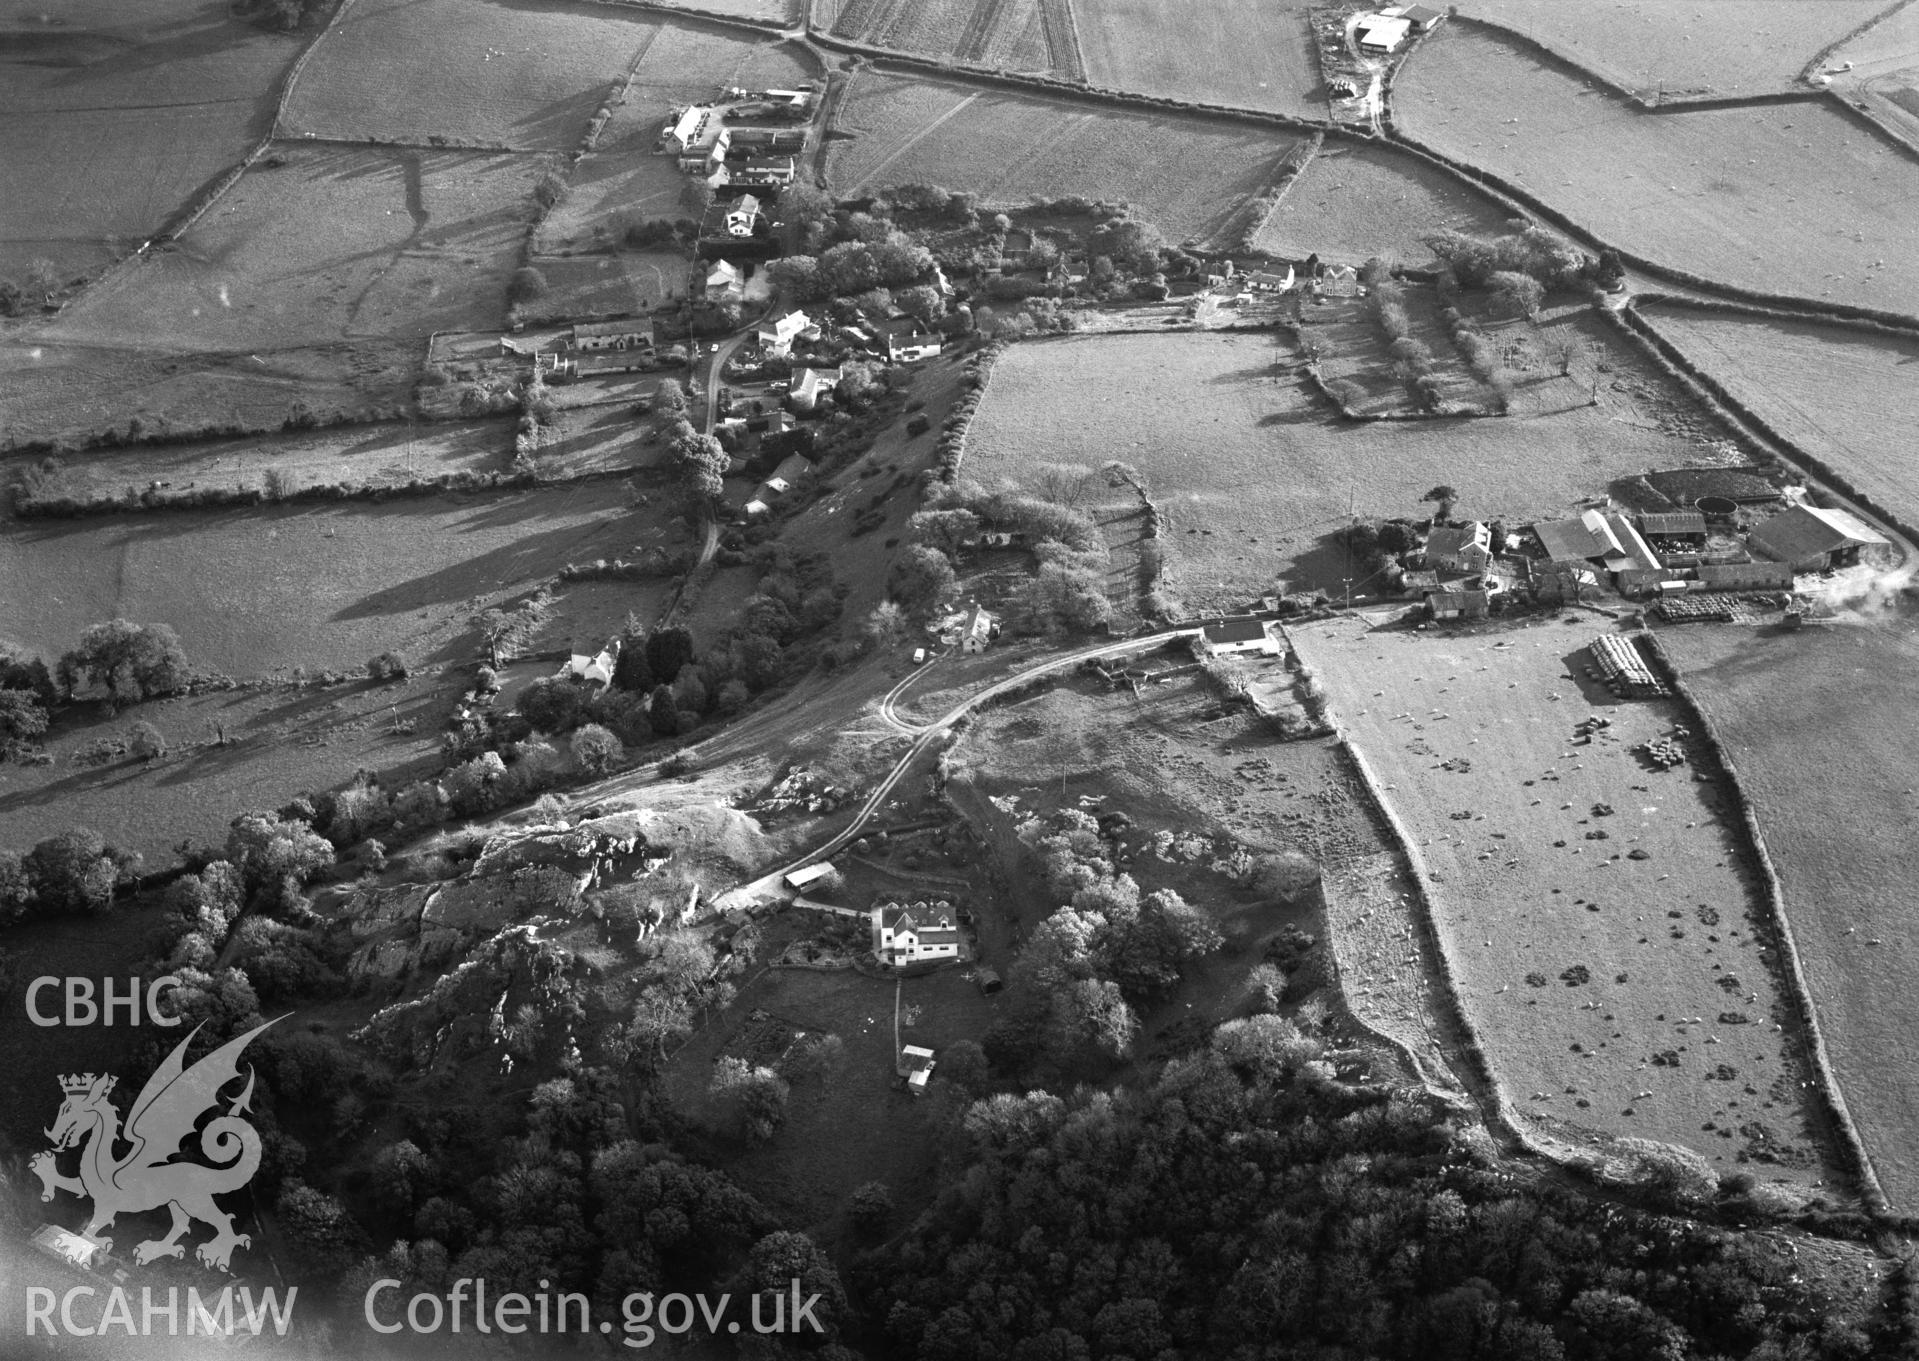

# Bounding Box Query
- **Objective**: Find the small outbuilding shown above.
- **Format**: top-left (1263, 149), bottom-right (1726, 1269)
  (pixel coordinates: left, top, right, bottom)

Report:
top-left (897, 1045), bottom-right (937, 1096)
top-left (1425, 588), bottom-right (1489, 621)
top-left (783, 862), bottom-right (837, 893)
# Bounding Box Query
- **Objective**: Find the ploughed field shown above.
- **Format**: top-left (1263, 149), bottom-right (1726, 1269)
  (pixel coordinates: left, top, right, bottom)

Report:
top-left (959, 330), bottom-right (1718, 607)
top-left (1662, 619), bottom-right (1919, 1213)
top-left (830, 0), bottom-right (1069, 78)
top-left (29, 144), bottom-right (554, 352)
top-left (825, 71), bottom-right (1305, 248)
top-left (1638, 303), bottom-right (1919, 536)
top-left (1290, 614), bottom-right (1840, 1188)
top-left (1450, 0), bottom-right (1889, 100)
top-left (1395, 26), bottom-right (1919, 319)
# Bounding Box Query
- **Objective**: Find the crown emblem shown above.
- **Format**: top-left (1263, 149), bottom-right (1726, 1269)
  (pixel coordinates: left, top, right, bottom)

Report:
top-left (60, 1074), bottom-right (112, 1095)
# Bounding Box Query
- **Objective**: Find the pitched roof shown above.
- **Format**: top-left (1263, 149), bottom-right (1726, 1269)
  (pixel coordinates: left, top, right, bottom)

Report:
top-left (1425, 522), bottom-right (1488, 559)
top-left (573, 318), bottom-right (648, 338)
top-left (1749, 504), bottom-right (1890, 563)
top-left (1203, 618), bottom-right (1269, 645)
top-left (1426, 589), bottom-right (1488, 609)
top-left (1532, 517), bottom-right (1610, 562)
top-left (1638, 511), bottom-right (1707, 536)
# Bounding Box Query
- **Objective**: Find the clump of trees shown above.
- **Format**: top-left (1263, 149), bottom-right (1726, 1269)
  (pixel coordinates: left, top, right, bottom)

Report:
top-left (57, 620), bottom-right (188, 706)
top-left (983, 809), bottom-right (1223, 1072)
top-left (874, 1033), bottom-right (1893, 1360)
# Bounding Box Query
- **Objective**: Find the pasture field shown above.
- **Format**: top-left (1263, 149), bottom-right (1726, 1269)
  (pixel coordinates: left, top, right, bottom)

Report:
top-left (0, 340), bottom-right (421, 452)
top-left (1452, 0), bottom-right (1888, 99)
top-left (0, 480), bottom-right (643, 677)
top-left (1395, 26), bottom-right (1919, 318)
top-left (827, 71), bottom-right (1306, 247)
top-left (831, 0), bottom-right (1067, 76)
top-left (1253, 143), bottom-right (1518, 264)
top-left (4, 420), bottom-right (512, 502)
top-left (0, 674), bottom-right (459, 861)
top-left (282, 0), bottom-right (661, 150)
top-left (32, 145), bottom-right (554, 353)
top-left (517, 251), bottom-right (693, 316)
top-left (0, 0), bottom-right (299, 281)
top-left (1074, 0), bottom-right (1324, 118)
top-left (1661, 619), bottom-right (1919, 1213)
top-left (1638, 303), bottom-right (1919, 534)
top-left (535, 27), bottom-right (819, 252)
top-left (1290, 613), bottom-right (1840, 1186)
top-left (960, 330), bottom-right (1715, 607)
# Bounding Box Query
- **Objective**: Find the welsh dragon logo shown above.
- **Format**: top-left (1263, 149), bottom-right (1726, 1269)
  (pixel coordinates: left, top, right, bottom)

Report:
top-left (31, 1018), bottom-right (278, 1273)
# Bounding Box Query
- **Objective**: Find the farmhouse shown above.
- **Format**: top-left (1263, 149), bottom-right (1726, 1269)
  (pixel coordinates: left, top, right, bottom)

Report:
top-left (1317, 263), bottom-right (1361, 297)
top-left (1244, 265), bottom-right (1296, 293)
top-left (722, 193), bottom-right (761, 237)
top-left (1426, 588), bottom-right (1489, 621)
top-left (958, 604), bottom-right (999, 653)
top-left (875, 316), bottom-right (942, 361)
top-left (1201, 618), bottom-right (1280, 656)
top-left (572, 319), bottom-right (650, 351)
top-left (1747, 504), bottom-right (1891, 571)
top-left (557, 639), bottom-right (620, 691)
top-left (1422, 521), bottom-right (1493, 574)
top-left (757, 308), bottom-right (813, 356)
top-left (871, 901), bottom-right (963, 967)
top-left (788, 365), bottom-right (841, 411)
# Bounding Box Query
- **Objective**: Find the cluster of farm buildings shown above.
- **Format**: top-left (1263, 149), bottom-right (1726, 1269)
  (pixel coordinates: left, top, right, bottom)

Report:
top-left (1395, 471), bottom-right (1889, 621)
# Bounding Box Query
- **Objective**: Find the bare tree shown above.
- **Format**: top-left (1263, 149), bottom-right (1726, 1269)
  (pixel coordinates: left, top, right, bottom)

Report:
top-left (1540, 330), bottom-right (1582, 377)
top-left (1031, 462), bottom-right (1096, 509)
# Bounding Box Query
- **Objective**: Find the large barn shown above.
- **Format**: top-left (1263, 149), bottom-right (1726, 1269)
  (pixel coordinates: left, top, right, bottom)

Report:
top-left (1747, 504), bottom-right (1892, 571)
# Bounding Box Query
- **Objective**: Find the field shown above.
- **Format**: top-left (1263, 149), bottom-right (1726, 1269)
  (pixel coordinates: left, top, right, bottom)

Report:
top-left (0, 673), bottom-right (460, 860)
top-left (0, 340), bottom-right (422, 451)
top-left (0, 480), bottom-right (647, 677)
top-left (1395, 26), bottom-right (1919, 318)
top-left (3, 419), bottom-right (512, 502)
top-left (1074, 0), bottom-right (1324, 118)
top-left (282, 0), bottom-right (666, 151)
top-left (516, 251), bottom-right (693, 316)
top-left (826, 71), bottom-right (1307, 247)
top-left (1452, 0), bottom-right (1889, 99)
top-left (830, 0), bottom-right (1068, 76)
top-left (534, 26), bottom-right (819, 253)
top-left (1291, 613), bottom-right (1840, 1186)
top-left (30, 144), bottom-right (554, 353)
top-left (0, 0), bottom-right (300, 281)
top-left (1662, 618), bottom-right (1919, 1212)
top-left (1253, 143), bottom-right (1518, 265)
top-left (1638, 303), bottom-right (1919, 534)
top-left (960, 330), bottom-right (1719, 608)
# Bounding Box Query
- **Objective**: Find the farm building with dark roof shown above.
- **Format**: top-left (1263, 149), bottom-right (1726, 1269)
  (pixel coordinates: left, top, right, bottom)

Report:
top-left (1746, 504), bottom-right (1891, 571)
